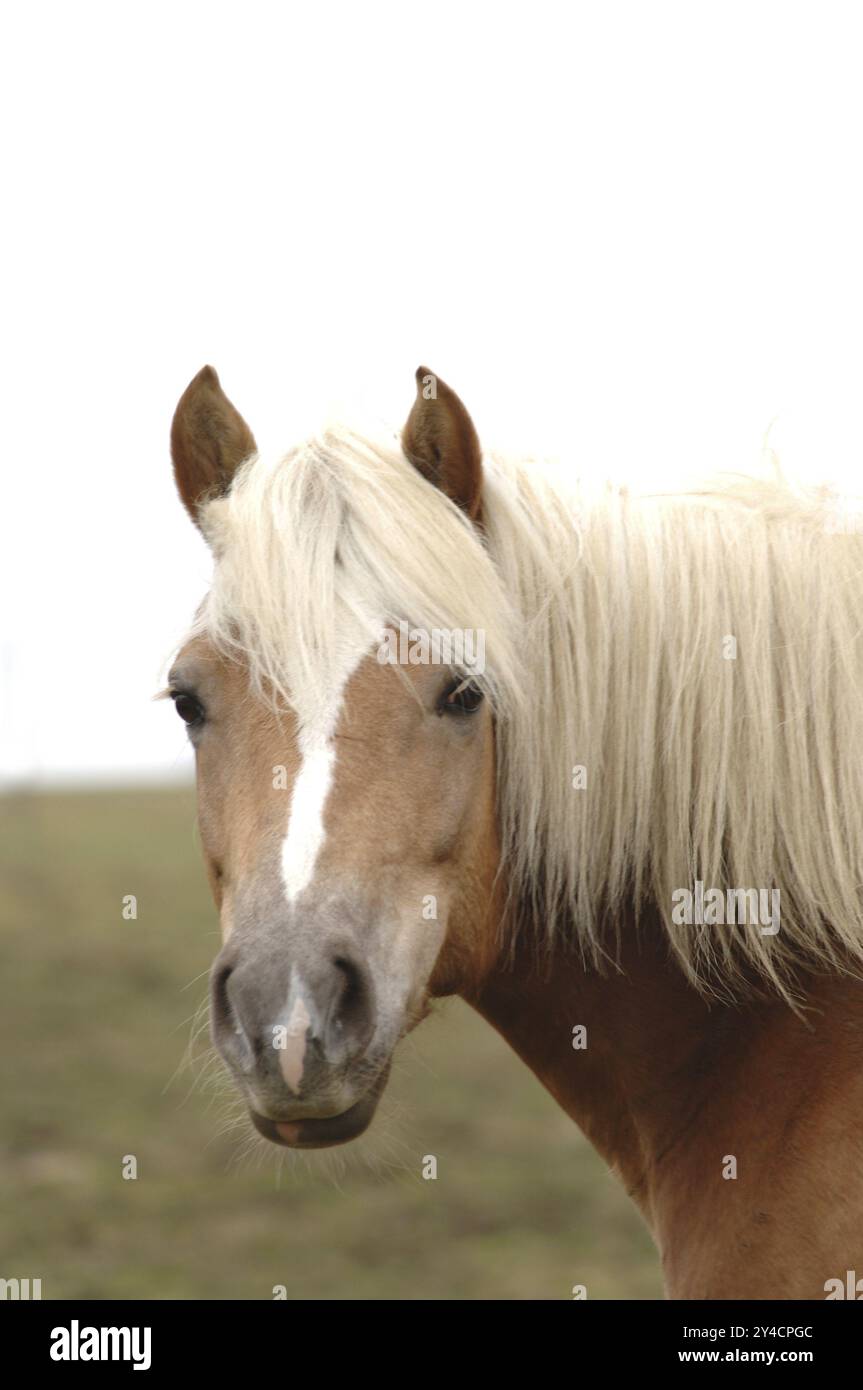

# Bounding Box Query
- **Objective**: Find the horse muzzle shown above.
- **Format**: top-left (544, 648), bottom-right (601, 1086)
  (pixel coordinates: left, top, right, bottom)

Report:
top-left (209, 933), bottom-right (393, 1147)
top-left (249, 1063), bottom-right (392, 1149)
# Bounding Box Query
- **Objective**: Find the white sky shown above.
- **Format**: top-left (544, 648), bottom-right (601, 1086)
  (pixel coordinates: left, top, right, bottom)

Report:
top-left (3, 1), bottom-right (863, 784)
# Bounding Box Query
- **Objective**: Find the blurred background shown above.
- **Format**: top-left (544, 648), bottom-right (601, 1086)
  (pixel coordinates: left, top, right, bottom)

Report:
top-left (3, 0), bottom-right (863, 1297)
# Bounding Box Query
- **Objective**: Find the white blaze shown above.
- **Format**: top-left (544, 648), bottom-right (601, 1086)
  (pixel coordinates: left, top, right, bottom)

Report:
top-left (276, 633), bottom-right (376, 1094)
top-left (279, 990), bottom-right (312, 1092)
top-left (280, 738), bottom-right (337, 901)
top-left (279, 635), bottom-right (372, 904)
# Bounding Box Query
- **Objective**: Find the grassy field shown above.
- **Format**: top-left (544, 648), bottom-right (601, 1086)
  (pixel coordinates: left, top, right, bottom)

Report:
top-left (0, 786), bottom-right (662, 1300)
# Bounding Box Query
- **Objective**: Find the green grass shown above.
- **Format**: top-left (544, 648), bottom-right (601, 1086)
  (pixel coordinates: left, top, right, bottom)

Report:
top-left (0, 786), bottom-right (662, 1299)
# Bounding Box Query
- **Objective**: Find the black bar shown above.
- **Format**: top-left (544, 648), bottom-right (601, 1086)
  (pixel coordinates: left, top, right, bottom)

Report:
top-left (4, 1298), bottom-right (859, 1374)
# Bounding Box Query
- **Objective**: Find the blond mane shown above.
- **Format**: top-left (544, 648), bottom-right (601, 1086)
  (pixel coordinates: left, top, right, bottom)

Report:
top-left (194, 421), bottom-right (863, 998)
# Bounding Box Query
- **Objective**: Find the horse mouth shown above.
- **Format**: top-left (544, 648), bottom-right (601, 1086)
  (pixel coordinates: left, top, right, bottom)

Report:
top-left (249, 1065), bottom-right (391, 1149)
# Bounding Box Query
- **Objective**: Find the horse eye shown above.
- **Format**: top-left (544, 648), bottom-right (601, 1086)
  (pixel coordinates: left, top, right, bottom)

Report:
top-left (439, 678), bottom-right (484, 715)
top-left (172, 692), bottom-right (205, 727)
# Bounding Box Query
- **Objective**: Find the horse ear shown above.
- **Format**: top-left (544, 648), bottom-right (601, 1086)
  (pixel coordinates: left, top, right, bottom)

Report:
top-left (170, 365), bottom-right (257, 527)
top-left (402, 366), bottom-right (483, 521)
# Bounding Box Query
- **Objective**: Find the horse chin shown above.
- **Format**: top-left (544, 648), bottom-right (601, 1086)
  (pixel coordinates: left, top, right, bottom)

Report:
top-left (249, 1064), bottom-right (391, 1150)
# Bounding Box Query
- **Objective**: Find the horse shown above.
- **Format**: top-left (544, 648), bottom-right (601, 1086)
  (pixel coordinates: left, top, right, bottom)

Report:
top-left (166, 363), bottom-right (863, 1299)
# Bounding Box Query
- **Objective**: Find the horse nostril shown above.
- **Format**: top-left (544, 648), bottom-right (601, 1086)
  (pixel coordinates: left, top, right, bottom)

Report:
top-left (333, 955), bottom-right (360, 1011)
top-left (210, 962), bottom-right (254, 1069)
top-left (211, 962), bottom-right (234, 1034)
top-left (330, 953), bottom-right (374, 1056)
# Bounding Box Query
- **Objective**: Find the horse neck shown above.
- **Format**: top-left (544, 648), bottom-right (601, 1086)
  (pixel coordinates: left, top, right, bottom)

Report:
top-left (464, 907), bottom-right (863, 1297)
